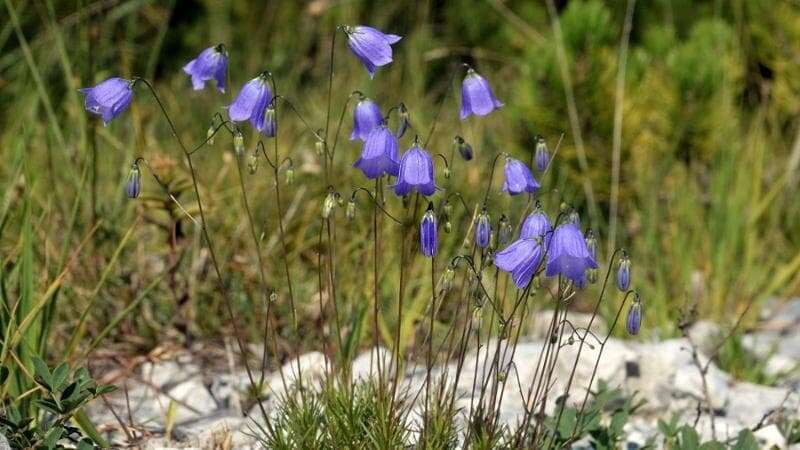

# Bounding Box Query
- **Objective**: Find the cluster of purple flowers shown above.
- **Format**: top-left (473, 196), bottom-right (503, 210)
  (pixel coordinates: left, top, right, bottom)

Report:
top-left (80, 24), bottom-right (641, 335)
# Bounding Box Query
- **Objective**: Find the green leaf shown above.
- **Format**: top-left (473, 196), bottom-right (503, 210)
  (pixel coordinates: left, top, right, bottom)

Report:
top-left (732, 429), bottom-right (758, 450)
top-left (679, 425), bottom-right (700, 450)
top-left (699, 442), bottom-right (726, 450)
top-left (94, 385), bottom-right (117, 396)
top-left (32, 356), bottom-right (53, 389)
top-left (51, 362), bottom-right (69, 391)
top-left (77, 438), bottom-right (95, 450)
top-left (44, 426), bottom-right (63, 449)
top-left (34, 398), bottom-right (62, 415)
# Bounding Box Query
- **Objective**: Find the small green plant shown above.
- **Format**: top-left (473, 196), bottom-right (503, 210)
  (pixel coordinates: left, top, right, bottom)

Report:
top-left (658, 414), bottom-right (759, 450)
top-left (0, 357), bottom-right (116, 449)
top-left (538, 381), bottom-right (646, 449)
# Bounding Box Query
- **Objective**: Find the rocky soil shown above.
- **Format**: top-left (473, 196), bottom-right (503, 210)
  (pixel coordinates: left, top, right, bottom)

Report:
top-left (87, 299), bottom-right (800, 449)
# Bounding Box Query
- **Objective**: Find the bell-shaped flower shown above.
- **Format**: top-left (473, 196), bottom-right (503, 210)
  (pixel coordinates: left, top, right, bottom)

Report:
top-left (345, 26), bottom-right (401, 78)
top-left (502, 158), bottom-right (539, 195)
top-left (183, 45), bottom-right (228, 93)
top-left (520, 210), bottom-right (552, 248)
top-left (353, 125), bottom-right (400, 179)
top-left (228, 74), bottom-right (273, 132)
top-left (420, 206), bottom-right (438, 257)
top-left (460, 68), bottom-right (504, 119)
top-left (350, 98), bottom-right (383, 141)
top-left (495, 238), bottom-right (544, 289)
top-left (80, 77), bottom-right (134, 125)
top-left (394, 145), bottom-right (436, 197)
top-left (545, 223), bottom-right (598, 285)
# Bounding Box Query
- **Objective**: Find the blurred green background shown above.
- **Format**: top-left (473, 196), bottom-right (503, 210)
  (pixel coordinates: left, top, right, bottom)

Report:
top-left (1, 0), bottom-right (799, 365)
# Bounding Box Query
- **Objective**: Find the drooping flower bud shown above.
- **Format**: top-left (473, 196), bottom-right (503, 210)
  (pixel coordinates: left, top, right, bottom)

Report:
top-left (440, 265), bottom-right (455, 293)
top-left (454, 135), bottom-right (473, 161)
top-left (626, 293), bottom-right (643, 336)
top-left (234, 130), bottom-right (245, 156)
top-left (534, 136), bottom-right (550, 172)
top-left (346, 197), bottom-right (357, 221)
top-left (260, 105), bottom-right (277, 137)
top-left (444, 220), bottom-right (452, 234)
top-left (322, 192), bottom-right (338, 219)
top-left (315, 139), bottom-right (325, 156)
top-left (475, 208), bottom-right (491, 249)
top-left (396, 103), bottom-right (410, 138)
top-left (125, 162), bottom-right (141, 199)
top-left (207, 123), bottom-right (216, 146)
top-left (443, 200), bottom-right (453, 217)
top-left (247, 151), bottom-right (259, 174)
top-left (285, 164), bottom-right (295, 185)
top-left (586, 268), bottom-right (598, 284)
top-left (420, 203), bottom-right (438, 257)
top-left (617, 253), bottom-right (631, 292)
top-left (444, 166), bottom-right (451, 179)
top-left (497, 214), bottom-right (512, 246)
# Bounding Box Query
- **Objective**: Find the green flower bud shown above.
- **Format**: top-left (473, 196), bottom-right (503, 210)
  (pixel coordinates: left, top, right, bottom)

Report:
top-left (443, 200), bottom-right (453, 217)
top-left (322, 192), bottom-right (337, 219)
top-left (315, 139), bottom-right (325, 156)
top-left (247, 152), bottom-right (258, 174)
top-left (440, 266), bottom-right (455, 293)
top-left (587, 268), bottom-right (598, 284)
top-left (234, 130), bottom-right (245, 156)
top-left (444, 220), bottom-right (452, 234)
top-left (207, 124), bottom-right (216, 146)
top-left (285, 165), bottom-right (295, 185)
top-left (498, 214), bottom-right (512, 246)
top-left (346, 198), bottom-right (356, 221)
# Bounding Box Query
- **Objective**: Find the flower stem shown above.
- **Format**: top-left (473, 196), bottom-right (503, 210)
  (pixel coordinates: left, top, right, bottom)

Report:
top-left (133, 78), bottom-right (272, 431)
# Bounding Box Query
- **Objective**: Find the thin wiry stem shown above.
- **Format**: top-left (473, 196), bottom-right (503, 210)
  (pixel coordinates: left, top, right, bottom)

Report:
top-left (132, 78), bottom-right (273, 432)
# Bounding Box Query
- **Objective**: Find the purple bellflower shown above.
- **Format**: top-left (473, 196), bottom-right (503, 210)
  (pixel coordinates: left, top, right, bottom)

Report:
top-left (626, 294), bottom-right (643, 335)
top-left (125, 162), bottom-right (141, 199)
top-left (394, 145), bottom-right (436, 197)
top-left (262, 105), bottom-right (277, 138)
top-left (80, 77), bottom-right (134, 125)
top-left (495, 238), bottom-right (544, 289)
top-left (420, 205), bottom-right (438, 257)
top-left (617, 253), bottom-right (631, 292)
top-left (183, 45), bottom-right (228, 93)
top-left (520, 209), bottom-right (552, 248)
top-left (351, 97), bottom-right (383, 141)
top-left (353, 125), bottom-right (400, 179)
top-left (475, 209), bottom-right (491, 249)
top-left (460, 68), bottom-right (504, 120)
top-left (228, 74), bottom-right (274, 135)
top-left (502, 158), bottom-right (540, 196)
top-left (344, 26), bottom-right (401, 78)
top-left (535, 137), bottom-right (550, 172)
top-left (545, 223), bottom-right (599, 285)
